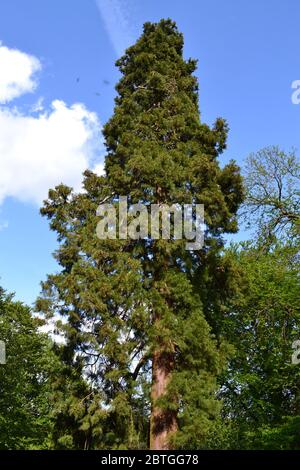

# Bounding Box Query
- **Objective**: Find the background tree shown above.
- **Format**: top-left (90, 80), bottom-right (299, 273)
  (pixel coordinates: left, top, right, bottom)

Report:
top-left (218, 147), bottom-right (300, 449)
top-left (0, 287), bottom-right (55, 449)
top-left (220, 243), bottom-right (300, 449)
top-left (242, 146), bottom-right (300, 245)
top-left (38, 19), bottom-right (243, 450)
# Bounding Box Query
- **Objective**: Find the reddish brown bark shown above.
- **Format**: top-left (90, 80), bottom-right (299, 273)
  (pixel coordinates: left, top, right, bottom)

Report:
top-left (150, 190), bottom-right (178, 450)
top-left (150, 349), bottom-right (178, 450)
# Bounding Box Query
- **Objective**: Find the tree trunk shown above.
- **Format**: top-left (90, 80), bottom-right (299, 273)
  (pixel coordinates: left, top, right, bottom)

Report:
top-left (150, 348), bottom-right (178, 450)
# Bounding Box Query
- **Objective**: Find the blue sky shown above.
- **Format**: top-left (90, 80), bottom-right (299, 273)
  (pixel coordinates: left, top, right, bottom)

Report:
top-left (0, 0), bottom-right (300, 305)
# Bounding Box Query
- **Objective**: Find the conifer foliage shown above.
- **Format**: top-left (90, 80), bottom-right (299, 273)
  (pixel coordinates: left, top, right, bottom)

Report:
top-left (38, 19), bottom-right (243, 449)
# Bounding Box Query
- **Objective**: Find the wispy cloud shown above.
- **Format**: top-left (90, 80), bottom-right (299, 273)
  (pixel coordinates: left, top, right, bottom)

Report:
top-left (31, 97), bottom-right (44, 113)
top-left (0, 221), bottom-right (8, 231)
top-left (95, 0), bottom-right (137, 57)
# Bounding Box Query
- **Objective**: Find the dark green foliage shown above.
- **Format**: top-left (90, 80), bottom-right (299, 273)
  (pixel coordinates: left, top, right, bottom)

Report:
top-left (37, 19), bottom-right (243, 449)
top-left (220, 243), bottom-right (300, 449)
top-left (0, 287), bottom-right (55, 449)
top-left (217, 147), bottom-right (300, 449)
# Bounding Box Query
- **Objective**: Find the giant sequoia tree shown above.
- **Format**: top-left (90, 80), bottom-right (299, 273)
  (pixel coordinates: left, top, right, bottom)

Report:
top-left (38, 19), bottom-right (243, 450)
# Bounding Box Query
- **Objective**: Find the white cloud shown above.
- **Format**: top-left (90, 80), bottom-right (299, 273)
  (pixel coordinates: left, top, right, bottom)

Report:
top-left (93, 162), bottom-right (105, 176)
top-left (0, 41), bottom-right (105, 206)
top-left (0, 100), bottom-right (104, 205)
top-left (0, 42), bottom-right (41, 103)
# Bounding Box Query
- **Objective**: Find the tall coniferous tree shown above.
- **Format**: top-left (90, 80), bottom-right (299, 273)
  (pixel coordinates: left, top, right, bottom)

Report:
top-left (38, 19), bottom-right (243, 449)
